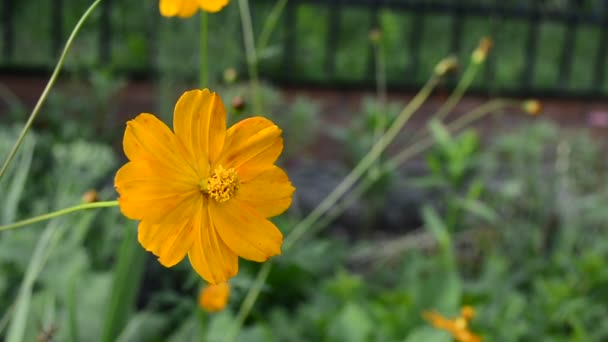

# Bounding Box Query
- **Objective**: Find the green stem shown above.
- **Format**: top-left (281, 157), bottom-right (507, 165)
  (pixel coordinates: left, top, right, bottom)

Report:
top-left (0, 200), bottom-right (118, 232)
top-left (257, 0), bottom-right (288, 53)
top-left (237, 0), bottom-right (262, 113)
top-left (0, 0), bottom-right (103, 180)
top-left (200, 12), bottom-right (208, 89)
top-left (434, 61), bottom-right (480, 123)
top-left (390, 99), bottom-right (512, 167)
top-left (283, 73), bottom-right (440, 251)
top-left (223, 262), bottom-right (272, 342)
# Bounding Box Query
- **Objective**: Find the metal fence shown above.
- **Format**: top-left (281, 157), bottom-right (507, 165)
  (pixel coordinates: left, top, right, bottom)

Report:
top-left (1, 0), bottom-right (607, 98)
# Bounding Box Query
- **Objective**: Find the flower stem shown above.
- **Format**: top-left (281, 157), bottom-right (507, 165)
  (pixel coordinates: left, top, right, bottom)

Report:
top-left (257, 0), bottom-right (288, 53)
top-left (283, 72), bottom-right (440, 251)
top-left (237, 0), bottom-right (262, 113)
top-left (0, 0), bottom-right (103, 180)
top-left (224, 262), bottom-right (272, 342)
top-left (0, 200), bottom-right (119, 232)
top-left (200, 11), bottom-right (208, 88)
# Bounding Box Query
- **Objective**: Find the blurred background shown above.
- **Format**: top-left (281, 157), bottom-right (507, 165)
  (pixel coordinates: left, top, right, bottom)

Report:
top-left (1, 0), bottom-right (608, 341)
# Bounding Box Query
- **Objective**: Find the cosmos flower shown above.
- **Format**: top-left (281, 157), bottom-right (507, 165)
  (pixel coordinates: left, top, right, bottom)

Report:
top-left (159, 0), bottom-right (229, 17)
top-left (115, 89), bottom-right (294, 284)
top-left (423, 306), bottom-right (482, 342)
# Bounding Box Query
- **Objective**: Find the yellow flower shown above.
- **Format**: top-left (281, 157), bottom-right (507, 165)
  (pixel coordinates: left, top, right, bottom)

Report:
top-left (423, 306), bottom-right (482, 342)
top-left (199, 282), bottom-right (230, 312)
top-left (159, 0), bottom-right (229, 17)
top-left (114, 89), bottom-right (294, 284)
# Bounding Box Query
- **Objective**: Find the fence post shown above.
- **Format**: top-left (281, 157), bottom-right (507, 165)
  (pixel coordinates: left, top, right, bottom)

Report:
top-left (521, 2), bottom-right (540, 90)
top-left (592, 0), bottom-right (608, 91)
top-left (2, 0), bottom-right (14, 61)
top-left (325, 0), bottom-right (341, 79)
top-left (407, 2), bottom-right (426, 82)
top-left (99, 0), bottom-right (112, 66)
top-left (366, 0), bottom-right (381, 81)
top-left (51, 0), bottom-right (63, 59)
top-left (281, 0), bottom-right (297, 83)
top-left (558, 0), bottom-right (581, 89)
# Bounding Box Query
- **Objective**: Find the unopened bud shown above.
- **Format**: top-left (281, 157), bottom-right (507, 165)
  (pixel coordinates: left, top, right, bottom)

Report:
top-left (223, 68), bottom-right (238, 84)
top-left (82, 190), bottom-right (98, 203)
top-left (369, 28), bottom-right (382, 44)
top-left (523, 100), bottom-right (542, 115)
top-left (434, 56), bottom-right (460, 76)
top-left (461, 306), bottom-right (475, 321)
top-left (232, 96), bottom-right (245, 112)
top-left (472, 37), bottom-right (492, 64)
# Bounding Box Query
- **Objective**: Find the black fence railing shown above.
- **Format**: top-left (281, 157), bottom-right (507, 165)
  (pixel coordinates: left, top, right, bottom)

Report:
top-left (1, 0), bottom-right (608, 98)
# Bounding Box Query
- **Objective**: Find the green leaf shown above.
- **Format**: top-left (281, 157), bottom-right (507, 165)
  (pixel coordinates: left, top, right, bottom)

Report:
top-left (328, 303), bottom-right (373, 342)
top-left (115, 311), bottom-right (168, 342)
top-left (428, 119), bottom-right (453, 150)
top-left (101, 221), bottom-right (146, 342)
top-left (458, 198), bottom-right (498, 223)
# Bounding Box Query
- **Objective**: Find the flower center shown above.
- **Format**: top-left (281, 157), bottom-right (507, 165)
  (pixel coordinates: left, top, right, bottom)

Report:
top-left (202, 166), bottom-right (239, 203)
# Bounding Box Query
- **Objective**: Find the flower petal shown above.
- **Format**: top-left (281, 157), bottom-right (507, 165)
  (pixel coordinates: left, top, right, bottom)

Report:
top-left (237, 166), bottom-right (295, 217)
top-left (160, 0), bottom-right (199, 17)
top-left (137, 195), bottom-right (202, 266)
top-left (115, 160), bottom-right (199, 222)
top-left (173, 90), bottom-right (226, 173)
top-left (211, 199), bottom-right (283, 262)
top-left (123, 113), bottom-right (197, 179)
top-left (188, 203), bottom-right (238, 284)
top-left (216, 117), bottom-right (283, 178)
top-left (197, 0), bottom-right (229, 13)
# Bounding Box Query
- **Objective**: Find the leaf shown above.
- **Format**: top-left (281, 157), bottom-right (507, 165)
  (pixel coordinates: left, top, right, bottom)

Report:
top-left (101, 221), bottom-right (146, 342)
top-left (458, 198), bottom-right (498, 223)
top-left (428, 119), bottom-right (453, 150)
top-left (328, 303), bottom-right (372, 342)
top-left (115, 311), bottom-right (168, 342)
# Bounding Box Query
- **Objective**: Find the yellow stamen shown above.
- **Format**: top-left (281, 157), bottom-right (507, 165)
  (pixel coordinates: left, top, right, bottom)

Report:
top-left (206, 166), bottom-right (239, 203)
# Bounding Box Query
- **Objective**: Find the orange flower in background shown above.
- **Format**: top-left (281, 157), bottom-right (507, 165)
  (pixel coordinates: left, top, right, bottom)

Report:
top-left (115, 89), bottom-right (294, 284)
top-left (423, 306), bottom-right (482, 342)
top-left (199, 282), bottom-right (230, 312)
top-left (159, 0), bottom-right (229, 17)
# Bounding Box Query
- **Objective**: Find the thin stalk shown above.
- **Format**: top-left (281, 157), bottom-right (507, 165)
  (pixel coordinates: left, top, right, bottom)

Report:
top-left (370, 37), bottom-right (387, 179)
top-left (390, 99), bottom-right (511, 167)
top-left (237, 0), bottom-right (262, 113)
top-left (223, 262), bottom-right (272, 342)
top-left (200, 12), bottom-right (208, 88)
top-left (0, 200), bottom-right (118, 232)
top-left (0, 0), bottom-right (103, 180)
top-left (257, 0), bottom-right (288, 53)
top-left (283, 74), bottom-right (440, 251)
top-left (433, 60), bottom-right (480, 123)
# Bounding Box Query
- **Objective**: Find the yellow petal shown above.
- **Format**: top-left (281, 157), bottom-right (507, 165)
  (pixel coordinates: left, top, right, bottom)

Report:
top-left (123, 113), bottom-right (197, 179)
top-left (236, 136), bottom-right (283, 182)
top-left (173, 89), bottom-right (226, 173)
top-left (159, 0), bottom-right (180, 16)
top-left (188, 204), bottom-right (238, 284)
top-left (216, 117), bottom-right (282, 178)
top-left (210, 199), bottom-right (283, 262)
top-left (160, 0), bottom-right (199, 18)
top-left (197, 0), bottom-right (229, 13)
top-left (137, 195), bottom-right (202, 266)
top-left (115, 161), bottom-right (199, 222)
top-left (237, 166), bottom-right (295, 218)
